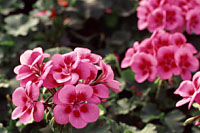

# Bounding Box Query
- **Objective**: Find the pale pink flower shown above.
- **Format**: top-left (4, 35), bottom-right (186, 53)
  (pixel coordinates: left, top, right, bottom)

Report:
top-left (74, 47), bottom-right (102, 64)
top-left (147, 8), bottom-right (166, 32)
top-left (14, 47), bottom-right (52, 87)
top-left (34, 10), bottom-right (48, 17)
top-left (50, 52), bottom-right (80, 85)
top-left (97, 60), bottom-right (121, 92)
top-left (137, 3), bottom-right (151, 30)
top-left (53, 84), bottom-right (99, 129)
top-left (131, 53), bottom-right (157, 83)
top-left (186, 8), bottom-right (200, 34)
top-left (157, 46), bottom-right (180, 80)
top-left (121, 41), bottom-right (140, 68)
top-left (12, 81), bottom-right (44, 123)
top-left (87, 84), bottom-right (109, 104)
top-left (174, 72), bottom-right (200, 109)
top-left (175, 47), bottom-right (199, 80)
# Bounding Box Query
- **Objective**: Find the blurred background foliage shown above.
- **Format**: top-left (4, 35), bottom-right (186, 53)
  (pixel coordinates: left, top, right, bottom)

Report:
top-left (0, 0), bottom-right (200, 132)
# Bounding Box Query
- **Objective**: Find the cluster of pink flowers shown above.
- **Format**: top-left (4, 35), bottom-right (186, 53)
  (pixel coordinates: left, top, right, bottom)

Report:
top-left (137, 0), bottom-right (200, 34)
top-left (121, 30), bottom-right (199, 83)
top-left (12, 47), bottom-right (121, 129)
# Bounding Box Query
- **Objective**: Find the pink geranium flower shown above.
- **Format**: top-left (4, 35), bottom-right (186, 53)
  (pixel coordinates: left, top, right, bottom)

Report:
top-left (164, 4), bottom-right (184, 31)
top-left (131, 53), bottom-right (157, 83)
top-left (175, 47), bottom-right (199, 80)
top-left (50, 52), bottom-right (80, 85)
top-left (157, 46), bottom-right (180, 80)
top-left (14, 47), bottom-right (52, 87)
top-left (170, 32), bottom-right (186, 47)
top-left (147, 8), bottom-right (166, 32)
top-left (186, 8), bottom-right (200, 34)
top-left (97, 60), bottom-right (121, 92)
top-left (53, 84), bottom-right (99, 129)
top-left (11, 81), bottom-right (44, 123)
top-left (121, 41), bottom-right (140, 68)
top-left (174, 72), bottom-right (200, 109)
top-left (139, 38), bottom-right (155, 55)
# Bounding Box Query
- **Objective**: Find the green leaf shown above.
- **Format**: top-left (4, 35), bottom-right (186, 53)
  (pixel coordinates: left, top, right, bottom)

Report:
top-left (163, 109), bottom-right (186, 133)
top-left (5, 14), bottom-right (39, 37)
top-left (0, 0), bottom-right (24, 15)
top-left (44, 47), bottom-right (72, 58)
top-left (122, 69), bottom-right (135, 83)
top-left (138, 124), bottom-right (157, 133)
top-left (141, 103), bottom-right (161, 123)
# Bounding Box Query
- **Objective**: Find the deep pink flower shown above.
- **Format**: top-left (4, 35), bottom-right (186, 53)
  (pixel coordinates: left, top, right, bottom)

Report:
top-left (14, 47), bottom-right (52, 87)
top-left (139, 38), bottom-right (155, 55)
top-left (11, 81), bottom-right (44, 123)
top-left (121, 41), bottom-right (140, 68)
top-left (53, 84), bottom-right (99, 129)
top-left (175, 47), bottom-right (199, 80)
top-left (164, 4), bottom-right (184, 31)
top-left (174, 72), bottom-right (200, 109)
top-left (186, 8), bottom-right (200, 34)
top-left (152, 30), bottom-right (171, 51)
top-left (147, 8), bottom-right (166, 32)
top-left (131, 52), bottom-right (157, 83)
top-left (97, 60), bottom-right (121, 92)
top-left (170, 32), bottom-right (186, 47)
top-left (157, 46), bottom-right (180, 80)
top-left (34, 10), bottom-right (48, 17)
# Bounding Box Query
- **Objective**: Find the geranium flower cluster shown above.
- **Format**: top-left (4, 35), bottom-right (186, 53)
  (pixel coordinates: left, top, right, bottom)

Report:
top-left (121, 30), bottom-right (199, 83)
top-left (137, 0), bottom-right (200, 34)
top-left (11, 47), bottom-right (121, 129)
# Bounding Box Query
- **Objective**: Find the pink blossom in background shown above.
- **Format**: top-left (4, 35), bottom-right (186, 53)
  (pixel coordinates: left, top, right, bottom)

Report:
top-left (137, 0), bottom-right (200, 34)
top-left (14, 47), bottom-right (52, 87)
top-left (131, 52), bottom-right (157, 83)
top-left (53, 84), bottom-right (99, 129)
top-left (121, 29), bottom-right (199, 82)
top-left (175, 47), bottom-right (199, 80)
top-left (174, 71), bottom-right (200, 109)
top-left (147, 8), bottom-right (166, 32)
top-left (34, 10), bottom-right (48, 17)
top-left (121, 41), bottom-right (140, 68)
top-left (186, 8), bottom-right (200, 35)
top-left (157, 46), bottom-right (180, 79)
top-left (12, 81), bottom-right (44, 123)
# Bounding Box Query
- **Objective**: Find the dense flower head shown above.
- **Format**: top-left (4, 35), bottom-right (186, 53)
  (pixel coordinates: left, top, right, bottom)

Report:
top-left (137, 0), bottom-right (200, 34)
top-left (12, 47), bottom-right (121, 128)
top-left (121, 30), bottom-right (199, 83)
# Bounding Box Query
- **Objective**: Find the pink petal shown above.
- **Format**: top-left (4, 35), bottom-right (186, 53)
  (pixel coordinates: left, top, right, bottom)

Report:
top-left (14, 65), bottom-right (22, 74)
top-left (58, 85), bottom-right (76, 104)
top-left (176, 98), bottom-right (190, 107)
top-left (20, 75), bottom-right (38, 87)
top-left (53, 105), bottom-right (72, 124)
top-left (12, 87), bottom-right (27, 106)
top-left (80, 104), bottom-right (99, 122)
top-left (20, 50), bottom-right (32, 65)
top-left (76, 62), bottom-right (90, 80)
top-left (181, 70), bottom-right (192, 80)
top-left (70, 73), bottom-right (79, 84)
top-left (87, 95), bottom-right (101, 104)
top-left (174, 81), bottom-right (195, 97)
top-left (19, 107), bottom-right (33, 124)
top-left (105, 80), bottom-right (121, 92)
top-left (135, 73), bottom-right (149, 83)
top-left (53, 72), bottom-right (71, 83)
top-left (93, 84), bottom-right (109, 98)
top-left (121, 48), bottom-right (134, 68)
top-left (76, 84), bottom-right (93, 103)
top-left (26, 82), bottom-right (39, 101)
top-left (43, 74), bottom-right (61, 88)
top-left (33, 102), bottom-right (44, 122)
top-left (12, 106), bottom-right (24, 120)
top-left (51, 54), bottom-right (64, 67)
top-left (69, 109), bottom-right (87, 129)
